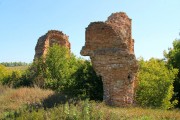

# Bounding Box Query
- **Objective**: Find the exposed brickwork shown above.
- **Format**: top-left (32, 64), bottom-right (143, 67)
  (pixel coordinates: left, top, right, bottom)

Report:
top-left (81, 12), bottom-right (138, 106)
top-left (34, 30), bottom-right (70, 59)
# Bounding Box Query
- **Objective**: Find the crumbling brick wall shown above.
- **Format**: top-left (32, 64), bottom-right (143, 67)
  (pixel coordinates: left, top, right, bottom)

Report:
top-left (81, 12), bottom-right (138, 106)
top-left (34, 30), bottom-right (70, 59)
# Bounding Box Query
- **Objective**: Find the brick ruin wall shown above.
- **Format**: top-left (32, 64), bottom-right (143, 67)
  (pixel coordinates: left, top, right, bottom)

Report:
top-left (34, 30), bottom-right (71, 59)
top-left (81, 12), bottom-right (138, 106)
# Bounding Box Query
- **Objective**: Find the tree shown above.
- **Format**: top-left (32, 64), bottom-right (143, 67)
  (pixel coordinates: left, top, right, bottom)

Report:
top-left (44, 44), bottom-right (71, 91)
top-left (164, 39), bottom-right (180, 107)
top-left (44, 44), bottom-right (103, 100)
top-left (136, 58), bottom-right (178, 109)
top-left (28, 44), bottom-right (103, 100)
top-left (71, 60), bottom-right (103, 100)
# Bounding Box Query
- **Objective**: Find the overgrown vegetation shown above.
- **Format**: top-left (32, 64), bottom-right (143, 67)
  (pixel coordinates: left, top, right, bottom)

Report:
top-left (1, 86), bottom-right (180, 120)
top-left (136, 58), bottom-right (178, 109)
top-left (0, 44), bottom-right (179, 108)
top-left (164, 39), bottom-right (180, 108)
top-left (1, 41), bottom-right (180, 119)
top-left (13, 103), bottom-right (180, 120)
top-left (24, 44), bottom-right (103, 100)
top-left (0, 64), bottom-right (9, 82)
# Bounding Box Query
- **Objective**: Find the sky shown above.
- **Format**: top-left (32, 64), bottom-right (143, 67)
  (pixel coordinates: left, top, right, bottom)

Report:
top-left (0, 0), bottom-right (180, 63)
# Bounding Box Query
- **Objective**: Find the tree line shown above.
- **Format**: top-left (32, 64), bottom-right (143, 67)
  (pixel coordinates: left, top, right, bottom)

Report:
top-left (0, 62), bottom-right (29, 67)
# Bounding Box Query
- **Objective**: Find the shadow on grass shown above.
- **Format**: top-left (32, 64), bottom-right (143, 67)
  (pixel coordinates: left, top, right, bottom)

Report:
top-left (41, 92), bottom-right (80, 109)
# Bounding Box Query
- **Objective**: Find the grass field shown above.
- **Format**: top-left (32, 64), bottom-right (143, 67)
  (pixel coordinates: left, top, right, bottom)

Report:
top-left (6, 66), bottom-right (29, 71)
top-left (0, 85), bottom-right (180, 120)
top-left (0, 85), bottom-right (53, 119)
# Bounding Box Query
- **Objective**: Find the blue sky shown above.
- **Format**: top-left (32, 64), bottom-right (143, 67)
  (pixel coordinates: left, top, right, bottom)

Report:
top-left (0, 0), bottom-right (180, 62)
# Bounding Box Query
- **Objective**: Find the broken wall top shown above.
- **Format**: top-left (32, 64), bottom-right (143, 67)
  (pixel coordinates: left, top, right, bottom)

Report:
top-left (81, 12), bottom-right (134, 56)
top-left (34, 30), bottom-right (71, 59)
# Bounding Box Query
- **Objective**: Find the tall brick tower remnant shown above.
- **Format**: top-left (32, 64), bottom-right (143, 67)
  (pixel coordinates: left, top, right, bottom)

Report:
top-left (81, 12), bottom-right (138, 106)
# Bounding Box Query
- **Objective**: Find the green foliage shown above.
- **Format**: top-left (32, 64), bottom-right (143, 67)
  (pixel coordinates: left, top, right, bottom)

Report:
top-left (136, 58), bottom-right (178, 109)
top-left (71, 60), bottom-right (103, 100)
top-left (30, 57), bottom-right (49, 88)
top-left (1, 70), bottom-right (32, 88)
top-left (31, 44), bottom-right (103, 100)
top-left (164, 39), bottom-right (180, 107)
top-left (45, 45), bottom-right (70, 91)
top-left (2, 71), bottom-right (22, 87)
top-left (0, 63), bottom-right (32, 88)
top-left (0, 64), bottom-right (9, 82)
top-left (0, 44), bottom-right (102, 101)
top-left (0, 64), bottom-right (32, 88)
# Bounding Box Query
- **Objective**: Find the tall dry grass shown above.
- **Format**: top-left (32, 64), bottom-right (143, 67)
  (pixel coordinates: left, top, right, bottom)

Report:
top-left (0, 85), bottom-right (53, 118)
top-left (0, 84), bottom-right (10, 95)
top-left (0, 85), bottom-right (180, 120)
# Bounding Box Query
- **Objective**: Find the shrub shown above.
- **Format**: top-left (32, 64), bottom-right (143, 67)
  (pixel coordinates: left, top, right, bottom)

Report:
top-left (0, 64), bottom-right (10, 83)
top-left (136, 58), bottom-right (178, 109)
top-left (71, 60), bottom-right (103, 100)
top-left (2, 71), bottom-right (22, 87)
top-left (44, 45), bottom-right (70, 91)
top-left (164, 39), bottom-right (180, 108)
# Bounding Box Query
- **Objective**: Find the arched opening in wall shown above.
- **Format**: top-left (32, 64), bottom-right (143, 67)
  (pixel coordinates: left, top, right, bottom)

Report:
top-left (82, 61), bottom-right (103, 101)
top-left (90, 74), bottom-right (103, 101)
top-left (49, 38), bottom-right (58, 47)
top-left (49, 37), bottom-right (64, 47)
top-left (72, 60), bottom-right (103, 101)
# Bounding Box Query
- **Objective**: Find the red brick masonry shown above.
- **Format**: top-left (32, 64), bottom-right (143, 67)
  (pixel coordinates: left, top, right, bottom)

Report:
top-left (34, 30), bottom-right (70, 59)
top-left (81, 12), bottom-right (138, 106)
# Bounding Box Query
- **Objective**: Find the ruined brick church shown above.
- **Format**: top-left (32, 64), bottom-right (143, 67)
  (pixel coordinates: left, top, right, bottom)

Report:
top-left (34, 12), bottom-right (138, 107)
